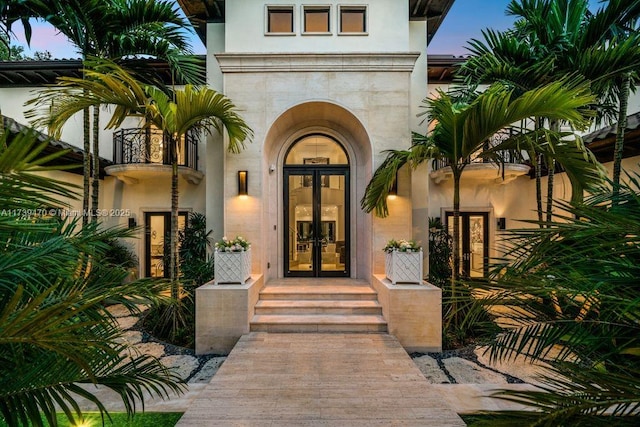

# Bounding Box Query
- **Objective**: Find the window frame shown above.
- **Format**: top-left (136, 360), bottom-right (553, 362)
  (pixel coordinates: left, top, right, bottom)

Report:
top-left (338, 4), bottom-right (368, 35)
top-left (302, 5), bottom-right (332, 35)
top-left (265, 4), bottom-right (295, 35)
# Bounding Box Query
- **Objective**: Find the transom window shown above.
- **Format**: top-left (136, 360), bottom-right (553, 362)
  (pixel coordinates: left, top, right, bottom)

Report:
top-left (285, 135), bottom-right (348, 165)
top-left (303, 6), bottom-right (330, 33)
top-left (339, 6), bottom-right (367, 34)
top-left (267, 6), bottom-right (294, 34)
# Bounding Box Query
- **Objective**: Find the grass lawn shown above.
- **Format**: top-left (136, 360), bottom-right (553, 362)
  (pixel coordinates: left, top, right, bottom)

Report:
top-left (0, 412), bottom-right (183, 427)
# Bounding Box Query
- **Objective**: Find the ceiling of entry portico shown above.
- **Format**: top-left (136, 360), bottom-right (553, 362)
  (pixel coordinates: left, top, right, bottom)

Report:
top-left (264, 101), bottom-right (371, 161)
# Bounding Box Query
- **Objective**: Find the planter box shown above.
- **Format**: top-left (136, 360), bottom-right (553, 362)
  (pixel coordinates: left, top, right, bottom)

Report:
top-left (385, 250), bottom-right (423, 284)
top-left (214, 249), bottom-right (251, 284)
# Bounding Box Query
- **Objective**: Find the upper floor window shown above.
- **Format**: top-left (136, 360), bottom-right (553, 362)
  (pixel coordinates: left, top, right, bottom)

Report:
top-left (267, 6), bottom-right (294, 34)
top-left (303, 6), bottom-right (331, 34)
top-left (339, 5), bottom-right (367, 34)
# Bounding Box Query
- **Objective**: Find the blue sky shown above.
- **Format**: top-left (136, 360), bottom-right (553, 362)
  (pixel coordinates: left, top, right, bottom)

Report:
top-left (12, 0), bottom-right (599, 58)
top-left (429, 0), bottom-right (515, 55)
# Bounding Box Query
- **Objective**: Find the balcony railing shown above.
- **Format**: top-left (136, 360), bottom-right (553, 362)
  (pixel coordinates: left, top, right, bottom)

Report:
top-left (113, 127), bottom-right (199, 170)
top-left (432, 128), bottom-right (528, 171)
top-left (432, 149), bottom-right (526, 170)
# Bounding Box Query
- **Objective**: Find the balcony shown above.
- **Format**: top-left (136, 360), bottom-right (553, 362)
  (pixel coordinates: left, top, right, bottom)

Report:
top-left (430, 128), bottom-right (531, 185)
top-left (430, 149), bottom-right (530, 184)
top-left (106, 127), bottom-right (203, 185)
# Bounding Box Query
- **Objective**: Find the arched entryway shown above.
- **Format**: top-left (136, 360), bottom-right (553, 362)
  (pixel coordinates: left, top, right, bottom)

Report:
top-left (263, 101), bottom-right (372, 280)
top-left (284, 135), bottom-right (350, 277)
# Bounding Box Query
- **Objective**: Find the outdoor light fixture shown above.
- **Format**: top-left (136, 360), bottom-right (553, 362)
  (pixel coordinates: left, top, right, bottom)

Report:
top-left (387, 173), bottom-right (398, 200)
top-left (238, 170), bottom-right (248, 197)
top-left (128, 216), bottom-right (137, 229)
top-left (497, 217), bottom-right (506, 230)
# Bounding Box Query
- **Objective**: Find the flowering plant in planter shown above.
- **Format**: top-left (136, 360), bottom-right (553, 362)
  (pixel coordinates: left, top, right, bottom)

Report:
top-left (215, 236), bottom-right (250, 252)
top-left (384, 239), bottom-right (423, 284)
top-left (214, 236), bottom-right (251, 284)
top-left (383, 239), bottom-right (421, 253)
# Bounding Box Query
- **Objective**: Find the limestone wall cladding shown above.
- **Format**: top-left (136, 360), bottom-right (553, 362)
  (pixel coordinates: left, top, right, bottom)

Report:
top-left (225, 0), bottom-right (409, 53)
top-left (218, 60), bottom-right (416, 279)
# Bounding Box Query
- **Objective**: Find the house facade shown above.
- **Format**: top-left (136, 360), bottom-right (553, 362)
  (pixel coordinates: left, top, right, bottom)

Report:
top-left (2, 0), bottom-right (639, 354)
top-left (182, 0), bottom-right (455, 282)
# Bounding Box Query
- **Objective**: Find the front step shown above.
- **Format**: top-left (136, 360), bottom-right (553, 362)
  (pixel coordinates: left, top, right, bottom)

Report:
top-left (251, 314), bottom-right (387, 333)
top-left (259, 286), bottom-right (378, 301)
top-left (250, 280), bottom-right (387, 333)
top-left (255, 299), bottom-right (383, 315)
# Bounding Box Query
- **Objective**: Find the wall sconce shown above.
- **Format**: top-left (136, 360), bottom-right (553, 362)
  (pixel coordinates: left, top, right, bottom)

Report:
top-left (497, 217), bottom-right (506, 230)
top-left (128, 216), bottom-right (137, 229)
top-left (238, 170), bottom-right (248, 197)
top-left (387, 173), bottom-right (398, 200)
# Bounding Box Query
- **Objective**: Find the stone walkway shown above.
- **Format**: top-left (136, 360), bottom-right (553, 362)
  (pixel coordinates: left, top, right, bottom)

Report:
top-left (75, 304), bottom-right (542, 419)
top-left (177, 333), bottom-right (466, 426)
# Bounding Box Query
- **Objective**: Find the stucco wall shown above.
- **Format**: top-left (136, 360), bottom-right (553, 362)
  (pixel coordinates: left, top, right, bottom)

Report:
top-left (224, 0), bottom-right (409, 53)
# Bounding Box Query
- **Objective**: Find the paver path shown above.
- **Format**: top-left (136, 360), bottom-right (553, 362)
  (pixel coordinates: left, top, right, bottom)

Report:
top-left (177, 333), bottom-right (465, 426)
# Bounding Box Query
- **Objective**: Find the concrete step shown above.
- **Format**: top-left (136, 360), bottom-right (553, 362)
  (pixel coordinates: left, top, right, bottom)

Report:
top-left (259, 285), bottom-right (378, 301)
top-left (254, 299), bottom-right (383, 315)
top-left (250, 314), bottom-right (388, 333)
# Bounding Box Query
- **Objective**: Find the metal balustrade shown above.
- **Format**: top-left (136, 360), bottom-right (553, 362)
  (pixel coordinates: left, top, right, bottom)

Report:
top-left (112, 127), bottom-right (199, 170)
top-left (431, 128), bottom-right (528, 171)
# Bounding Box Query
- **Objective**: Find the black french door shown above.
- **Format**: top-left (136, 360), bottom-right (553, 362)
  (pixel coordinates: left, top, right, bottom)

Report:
top-left (144, 211), bottom-right (187, 278)
top-left (445, 211), bottom-right (489, 278)
top-left (284, 167), bottom-right (349, 277)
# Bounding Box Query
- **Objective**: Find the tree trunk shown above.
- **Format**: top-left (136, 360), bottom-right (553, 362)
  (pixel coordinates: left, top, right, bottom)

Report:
top-left (91, 106), bottom-right (100, 221)
top-left (170, 133), bottom-right (180, 299)
top-left (612, 73), bottom-right (630, 205)
top-left (535, 153), bottom-right (543, 227)
top-left (546, 157), bottom-right (556, 224)
top-left (82, 106), bottom-right (90, 226)
top-left (451, 171), bottom-right (461, 328)
top-left (545, 120), bottom-right (560, 225)
top-left (534, 117), bottom-right (544, 227)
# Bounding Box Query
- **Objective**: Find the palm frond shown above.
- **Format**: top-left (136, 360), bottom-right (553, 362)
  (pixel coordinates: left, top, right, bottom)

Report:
top-left (360, 149), bottom-right (411, 217)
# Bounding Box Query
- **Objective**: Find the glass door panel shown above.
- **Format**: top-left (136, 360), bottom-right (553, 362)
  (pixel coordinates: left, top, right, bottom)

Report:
top-left (287, 174), bottom-right (315, 274)
top-left (469, 215), bottom-right (486, 278)
top-left (320, 174), bottom-right (345, 272)
top-left (447, 215), bottom-right (463, 276)
top-left (148, 214), bottom-right (166, 278)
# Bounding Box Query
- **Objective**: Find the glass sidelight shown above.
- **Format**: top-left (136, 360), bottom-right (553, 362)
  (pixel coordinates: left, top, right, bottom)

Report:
top-left (284, 169), bottom-right (349, 277)
top-left (445, 212), bottom-right (489, 278)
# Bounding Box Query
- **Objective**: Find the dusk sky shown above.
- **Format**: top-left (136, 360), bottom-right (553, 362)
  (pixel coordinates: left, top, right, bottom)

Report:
top-left (12, 0), bottom-right (599, 59)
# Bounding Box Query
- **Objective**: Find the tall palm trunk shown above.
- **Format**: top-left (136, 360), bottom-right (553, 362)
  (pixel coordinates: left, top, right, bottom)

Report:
top-left (612, 73), bottom-right (630, 205)
top-left (546, 156), bottom-right (556, 224)
top-left (535, 117), bottom-right (544, 227)
top-left (82, 106), bottom-right (90, 226)
top-left (545, 120), bottom-right (560, 224)
top-left (91, 106), bottom-right (100, 221)
top-left (169, 133), bottom-right (179, 298)
top-left (451, 170), bottom-right (462, 328)
top-left (534, 153), bottom-right (544, 226)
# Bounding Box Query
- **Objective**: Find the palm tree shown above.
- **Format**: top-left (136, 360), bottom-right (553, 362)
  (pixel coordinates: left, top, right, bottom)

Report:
top-left (0, 125), bottom-right (184, 426)
top-left (458, 0), bottom-right (640, 216)
top-left (470, 175), bottom-right (640, 425)
top-left (9, 0), bottom-right (203, 224)
top-left (361, 80), bottom-right (597, 327)
top-left (27, 59), bottom-right (252, 317)
top-left (51, 0), bottom-right (203, 223)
